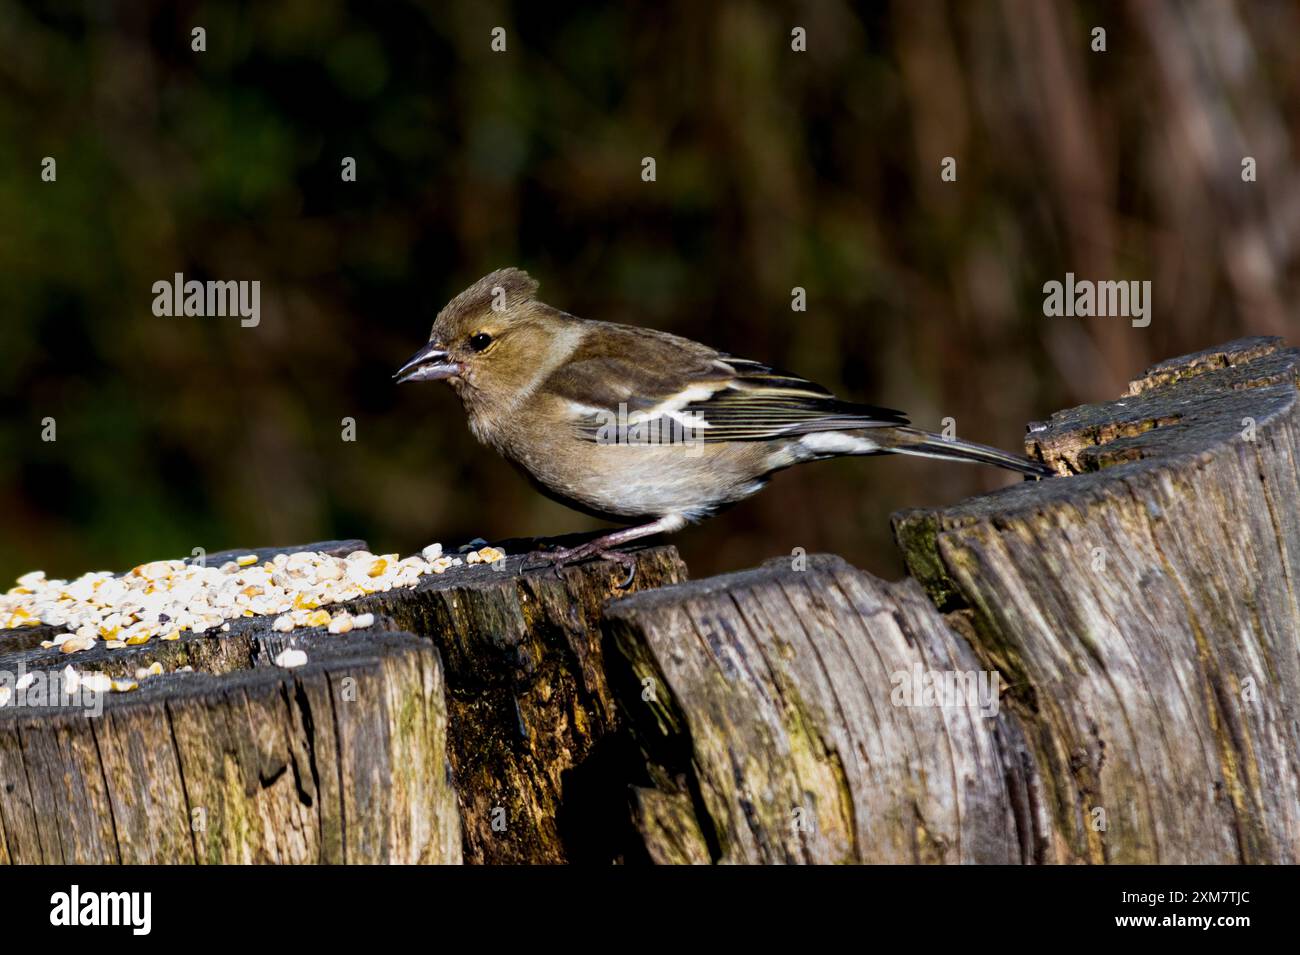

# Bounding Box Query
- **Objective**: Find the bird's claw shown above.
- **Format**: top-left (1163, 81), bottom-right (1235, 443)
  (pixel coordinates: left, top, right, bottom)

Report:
top-left (525, 543), bottom-right (638, 589)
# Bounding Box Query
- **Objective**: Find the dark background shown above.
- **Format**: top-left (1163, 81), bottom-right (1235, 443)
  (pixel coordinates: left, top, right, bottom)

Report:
top-left (2, 0), bottom-right (1298, 584)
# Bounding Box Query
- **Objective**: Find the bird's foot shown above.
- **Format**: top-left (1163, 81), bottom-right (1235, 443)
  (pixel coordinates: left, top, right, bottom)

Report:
top-left (525, 542), bottom-right (638, 589)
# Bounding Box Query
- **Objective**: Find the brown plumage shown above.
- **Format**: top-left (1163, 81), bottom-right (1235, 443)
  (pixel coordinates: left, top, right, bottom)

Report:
top-left (396, 268), bottom-right (1053, 583)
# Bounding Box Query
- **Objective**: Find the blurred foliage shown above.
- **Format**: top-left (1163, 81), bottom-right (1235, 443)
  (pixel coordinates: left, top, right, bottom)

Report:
top-left (1, 0), bottom-right (1298, 583)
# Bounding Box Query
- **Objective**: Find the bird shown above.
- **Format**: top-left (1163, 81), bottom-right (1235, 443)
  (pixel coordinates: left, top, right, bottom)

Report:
top-left (395, 268), bottom-right (1054, 585)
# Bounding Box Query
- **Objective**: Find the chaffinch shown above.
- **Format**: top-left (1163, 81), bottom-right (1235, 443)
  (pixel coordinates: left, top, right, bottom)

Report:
top-left (396, 268), bottom-right (1052, 583)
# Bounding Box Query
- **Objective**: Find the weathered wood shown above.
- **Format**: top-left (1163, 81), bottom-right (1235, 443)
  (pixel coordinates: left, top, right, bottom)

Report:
top-left (892, 336), bottom-right (1300, 863)
top-left (602, 337), bottom-right (1300, 864)
top-left (4, 338), bottom-right (1294, 865)
top-left (604, 555), bottom-right (1043, 863)
top-left (0, 540), bottom-right (686, 865)
top-left (351, 546), bottom-right (688, 863)
top-left (0, 630), bottom-right (460, 863)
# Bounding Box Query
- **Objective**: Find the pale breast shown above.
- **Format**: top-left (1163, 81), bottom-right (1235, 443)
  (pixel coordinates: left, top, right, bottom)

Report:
top-left (502, 435), bottom-right (773, 522)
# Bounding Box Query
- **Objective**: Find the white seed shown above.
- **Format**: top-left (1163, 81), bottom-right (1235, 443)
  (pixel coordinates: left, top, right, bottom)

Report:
top-left (133, 560), bottom-right (173, 581)
top-left (3, 543), bottom-right (463, 657)
top-left (271, 614), bottom-right (294, 633)
top-left (82, 672), bottom-right (113, 694)
top-left (16, 570), bottom-right (46, 589)
top-left (352, 613), bottom-right (375, 629)
top-left (274, 648), bottom-right (308, 668)
top-left (135, 661), bottom-right (164, 681)
top-left (327, 613), bottom-right (354, 635)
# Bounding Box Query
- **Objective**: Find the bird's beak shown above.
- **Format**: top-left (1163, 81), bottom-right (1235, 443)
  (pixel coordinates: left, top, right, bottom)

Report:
top-left (394, 341), bottom-right (460, 384)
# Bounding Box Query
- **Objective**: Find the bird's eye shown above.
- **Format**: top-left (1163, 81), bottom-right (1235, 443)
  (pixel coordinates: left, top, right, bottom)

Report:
top-left (468, 332), bottom-right (493, 352)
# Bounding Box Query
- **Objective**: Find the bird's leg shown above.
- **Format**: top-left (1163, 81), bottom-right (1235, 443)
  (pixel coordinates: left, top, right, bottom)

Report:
top-left (528, 515), bottom-right (687, 588)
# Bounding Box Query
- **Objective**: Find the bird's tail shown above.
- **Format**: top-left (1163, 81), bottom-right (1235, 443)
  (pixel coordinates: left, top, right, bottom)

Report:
top-left (882, 427), bottom-right (1054, 478)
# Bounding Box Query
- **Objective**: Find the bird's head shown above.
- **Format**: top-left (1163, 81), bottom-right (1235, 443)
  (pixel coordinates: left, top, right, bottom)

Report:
top-left (394, 267), bottom-right (558, 401)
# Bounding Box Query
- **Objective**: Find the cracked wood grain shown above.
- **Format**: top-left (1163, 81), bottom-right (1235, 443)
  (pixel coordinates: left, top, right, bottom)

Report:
top-left (604, 555), bottom-right (1043, 863)
top-left (0, 539), bottom-right (685, 865)
top-left (893, 336), bottom-right (1300, 863)
top-left (3, 337), bottom-right (1293, 866)
top-left (350, 544), bottom-right (688, 863)
top-left (604, 337), bottom-right (1299, 865)
top-left (0, 628), bottom-right (460, 864)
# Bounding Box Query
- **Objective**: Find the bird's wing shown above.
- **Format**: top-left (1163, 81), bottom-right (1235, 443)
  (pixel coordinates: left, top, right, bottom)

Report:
top-left (541, 325), bottom-right (908, 443)
top-left (690, 356), bottom-right (909, 441)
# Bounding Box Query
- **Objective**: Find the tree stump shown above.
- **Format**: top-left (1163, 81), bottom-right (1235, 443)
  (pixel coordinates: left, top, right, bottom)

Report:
top-left (603, 555), bottom-right (1041, 863)
top-left (348, 545), bottom-right (687, 863)
top-left (3, 337), bottom-right (1295, 865)
top-left (894, 336), bottom-right (1300, 863)
top-left (607, 336), bottom-right (1300, 864)
top-left (0, 539), bottom-right (686, 865)
top-left (0, 624), bottom-right (459, 864)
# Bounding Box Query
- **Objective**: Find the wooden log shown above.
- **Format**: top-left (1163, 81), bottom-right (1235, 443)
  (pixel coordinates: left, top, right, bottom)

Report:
top-left (604, 555), bottom-right (1044, 863)
top-left (607, 336), bottom-right (1300, 864)
top-left (5, 337), bottom-right (1294, 865)
top-left (0, 629), bottom-right (459, 863)
top-left (0, 539), bottom-right (686, 865)
top-left (349, 545), bottom-right (687, 863)
top-left (893, 336), bottom-right (1300, 862)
